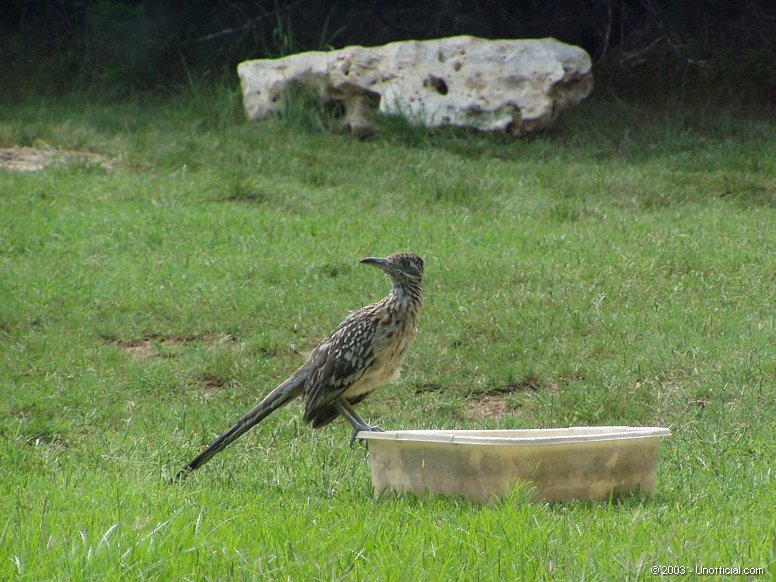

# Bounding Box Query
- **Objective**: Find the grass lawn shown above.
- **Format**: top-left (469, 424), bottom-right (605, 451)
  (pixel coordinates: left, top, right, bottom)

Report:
top-left (0, 82), bottom-right (774, 579)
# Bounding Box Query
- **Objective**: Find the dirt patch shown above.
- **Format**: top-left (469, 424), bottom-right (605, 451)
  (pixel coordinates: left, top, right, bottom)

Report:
top-left (462, 376), bottom-right (549, 420)
top-left (104, 332), bottom-right (235, 360)
top-left (218, 188), bottom-right (270, 204)
top-left (114, 338), bottom-right (154, 360)
top-left (464, 394), bottom-right (516, 421)
top-left (187, 374), bottom-right (230, 394)
top-left (181, 332), bottom-right (235, 346)
top-left (413, 382), bottom-right (444, 394)
top-left (0, 147), bottom-right (113, 171)
top-left (496, 376), bottom-right (544, 393)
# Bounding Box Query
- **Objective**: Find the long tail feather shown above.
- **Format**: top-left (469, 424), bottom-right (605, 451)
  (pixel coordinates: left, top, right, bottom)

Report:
top-left (175, 370), bottom-right (306, 479)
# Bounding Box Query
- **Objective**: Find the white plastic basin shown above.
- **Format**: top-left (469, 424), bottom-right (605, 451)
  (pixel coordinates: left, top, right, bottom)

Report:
top-left (358, 426), bottom-right (671, 503)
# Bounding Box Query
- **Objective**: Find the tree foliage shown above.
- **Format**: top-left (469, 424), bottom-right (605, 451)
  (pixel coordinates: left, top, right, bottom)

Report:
top-left (1, 0), bottom-right (774, 97)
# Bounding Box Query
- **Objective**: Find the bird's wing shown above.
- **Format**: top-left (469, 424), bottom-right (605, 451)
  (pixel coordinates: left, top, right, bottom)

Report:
top-left (302, 310), bottom-right (379, 422)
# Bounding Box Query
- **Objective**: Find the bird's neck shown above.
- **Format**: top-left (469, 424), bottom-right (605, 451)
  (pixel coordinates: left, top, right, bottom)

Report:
top-left (387, 279), bottom-right (423, 312)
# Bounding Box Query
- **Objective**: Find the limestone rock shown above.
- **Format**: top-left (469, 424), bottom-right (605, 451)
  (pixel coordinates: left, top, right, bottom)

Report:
top-left (237, 36), bottom-right (593, 136)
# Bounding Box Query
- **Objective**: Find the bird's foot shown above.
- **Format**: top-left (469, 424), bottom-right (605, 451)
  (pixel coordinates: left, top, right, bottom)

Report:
top-left (349, 423), bottom-right (384, 447)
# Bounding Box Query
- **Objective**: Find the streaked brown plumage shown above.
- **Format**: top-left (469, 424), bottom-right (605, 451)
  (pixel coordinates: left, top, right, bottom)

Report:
top-left (176, 252), bottom-right (424, 478)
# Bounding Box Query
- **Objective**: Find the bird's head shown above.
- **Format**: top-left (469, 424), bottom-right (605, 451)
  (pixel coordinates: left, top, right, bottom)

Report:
top-left (360, 252), bottom-right (424, 285)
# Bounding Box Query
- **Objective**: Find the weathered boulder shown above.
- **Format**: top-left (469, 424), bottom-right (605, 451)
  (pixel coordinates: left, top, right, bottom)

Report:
top-left (237, 36), bottom-right (593, 137)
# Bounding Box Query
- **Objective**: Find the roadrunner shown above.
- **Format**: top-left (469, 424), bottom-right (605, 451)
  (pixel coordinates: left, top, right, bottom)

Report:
top-left (176, 252), bottom-right (424, 478)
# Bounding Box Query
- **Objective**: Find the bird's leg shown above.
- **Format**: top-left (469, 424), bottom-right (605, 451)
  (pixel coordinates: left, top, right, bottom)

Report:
top-left (334, 398), bottom-right (384, 446)
top-left (337, 398), bottom-right (383, 432)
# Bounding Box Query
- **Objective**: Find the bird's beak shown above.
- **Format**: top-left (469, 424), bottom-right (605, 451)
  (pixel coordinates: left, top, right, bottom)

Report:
top-left (360, 257), bottom-right (397, 273)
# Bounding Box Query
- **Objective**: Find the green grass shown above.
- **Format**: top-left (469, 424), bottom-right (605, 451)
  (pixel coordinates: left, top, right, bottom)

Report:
top-left (0, 83), bottom-right (774, 580)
